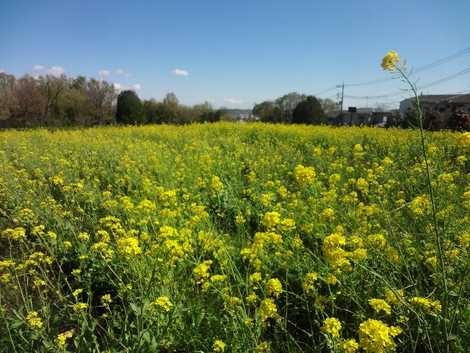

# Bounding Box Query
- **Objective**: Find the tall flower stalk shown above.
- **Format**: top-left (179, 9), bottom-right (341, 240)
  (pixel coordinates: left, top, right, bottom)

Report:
top-left (382, 51), bottom-right (450, 353)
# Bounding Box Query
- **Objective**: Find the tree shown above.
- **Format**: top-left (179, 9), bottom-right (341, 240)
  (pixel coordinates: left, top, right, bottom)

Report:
top-left (143, 99), bottom-right (162, 124)
top-left (319, 98), bottom-right (338, 114)
top-left (205, 109), bottom-right (223, 123)
top-left (58, 86), bottom-right (89, 125)
top-left (253, 93), bottom-right (307, 123)
top-left (71, 76), bottom-right (87, 90)
top-left (116, 90), bottom-right (143, 124)
top-left (38, 75), bottom-right (67, 123)
top-left (275, 92), bottom-right (306, 123)
top-left (160, 92), bottom-right (180, 123)
top-left (193, 101), bottom-right (215, 123)
top-left (12, 75), bottom-right (46, 126)
top-left (0, 73), bottom-right (16, 120)
top-left (163, 92), bottom-right (179, 106)
top-left (292, 96), bottom-right (325, 124)
top-left (252, 101), bottom-right (282, 123)
top-left (85, 79), bottom-right (116, 124)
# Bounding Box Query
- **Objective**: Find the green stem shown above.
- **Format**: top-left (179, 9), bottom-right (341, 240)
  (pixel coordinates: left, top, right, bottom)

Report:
top-left (396, 66), bottom-right (450, 353)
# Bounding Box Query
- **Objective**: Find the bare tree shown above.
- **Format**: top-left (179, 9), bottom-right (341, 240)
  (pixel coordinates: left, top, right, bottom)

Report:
top-left (38, 75), bottom-right (67, 123)
top-left (0, 73), bottom-right (17, 120)
top-left (86, 79), bottom-right (117, 124)
top-left (13, 75), bottom-right (46, 125)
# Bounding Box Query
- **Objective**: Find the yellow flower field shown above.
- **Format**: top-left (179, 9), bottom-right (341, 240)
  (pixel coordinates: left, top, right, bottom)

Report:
top-left (0, 123), bottom-right (469, 352)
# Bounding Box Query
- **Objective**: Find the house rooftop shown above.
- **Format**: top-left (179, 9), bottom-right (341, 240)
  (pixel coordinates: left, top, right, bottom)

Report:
top-left (402, 94), bottom-right (470, 104)
top-left (447, 94), bottom-right (470, 104)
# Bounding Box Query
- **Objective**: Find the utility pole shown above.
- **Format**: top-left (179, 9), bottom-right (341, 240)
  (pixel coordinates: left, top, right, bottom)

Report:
top-left (337, 83), bottom-right (345, 114)
top-left (335, 83), bottom-right (345, 124)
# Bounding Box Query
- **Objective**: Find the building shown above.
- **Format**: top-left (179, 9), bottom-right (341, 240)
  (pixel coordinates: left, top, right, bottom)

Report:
top-left (400, 94), bottom-right (470, 118)
top-left (327, 107), bottom-right (398, 127)
top-left (399, 94), bottom-right (470, 129)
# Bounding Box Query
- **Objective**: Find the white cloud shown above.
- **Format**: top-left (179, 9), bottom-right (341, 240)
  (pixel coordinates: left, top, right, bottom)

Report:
top-left (47, 66), bottom-right (65, 77)
top-left (99, 69), bottom-right (110, 77)
top-left (224, 97), bottom-right (243, 104)
top-left (113, 83), bottom-right (141, 92)
top-left (0, 69), bottom-right (4, 74)
top-left (115, 68), bottom-right (125, 75)
top-left (172, 68), bottom-right (189, 76)
top-left (33, 65), bottom-right (45, 71)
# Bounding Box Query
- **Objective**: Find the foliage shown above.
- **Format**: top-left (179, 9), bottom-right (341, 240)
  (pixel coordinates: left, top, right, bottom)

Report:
top-left (448, 110), bottom-right (470, 131)
top-left (0, 72), bottom-right (116, 127)
top-left (0, 123), bottom-right (469, 353)
top-left (116, 90), bottom-right (144, 124)
top-left (0, 74), bottom-right (224, 128)
top-left (292, 96), bottom-right (325, 124)
top-left (253, 101), bottom-right (283, 123)
top-left (253, 92), bottom-right (307, 123)
top-left (253, 94), bottom-right (332, 125)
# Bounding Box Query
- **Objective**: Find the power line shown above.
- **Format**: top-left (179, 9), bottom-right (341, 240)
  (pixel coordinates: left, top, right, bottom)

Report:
top-left (342, 65), bottom-right (470, 100)
top-left (313, 86), bottom-right (337, 96)
top-left (414, 47), bottom-right (470, 73)
top-left (344, 46), bottom-right (470, 87)
top-left (345, 89), bottom-right (470, 112)
top-left (420, 67), bottom-right (470, 90)
top-left (344, 91), bottom-right (405, 99)
top-left (313, 45), bottom-right (470, 95)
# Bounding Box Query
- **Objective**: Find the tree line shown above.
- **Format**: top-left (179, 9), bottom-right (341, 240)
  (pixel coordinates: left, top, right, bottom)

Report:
top-left (252, 92), bottom-right (337, 124)
top-left (4, 70), bottom-right (467, 130)
top-left (116, 90), bottom-right (223, 125)
top-left (0, 72), bottom-right (225, 128)
top-left (0, 73), bottom-right (116, 127)
top-left (4, 72), bottom-right (417, 129)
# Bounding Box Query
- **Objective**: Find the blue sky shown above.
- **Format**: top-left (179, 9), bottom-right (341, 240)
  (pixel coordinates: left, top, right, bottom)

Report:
top-left (1, 0), bottom-right (469, 109)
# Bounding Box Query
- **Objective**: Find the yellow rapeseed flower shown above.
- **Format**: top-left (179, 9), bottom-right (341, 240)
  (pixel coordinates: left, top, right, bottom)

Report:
top-left (368, 298), bottom-right (392, 315)
top-left (458, 132), bottom-right (470, 146)
top-left (72, 288), bottom-right (83, 298)
top-left (262, 211), bottom-right (281, 230)
top-left (249, 272), bottom-right (262, 284)
top-left (117, 236), bottom-right (142, 257)
top-left (26, 311), bottom-right (43, 330)
top-left (303, 272), bottom-right (318, 293)
top-left (321, 317), bottom-right (342, 338)
top-left (359, 319), bottom-right (402, 353)
top-left (259, 298), bottom-right (278, 321)
top-left (153, 296), bottom-right (173, 312)
top-left (56, 330), bottom-right (74, 348)
top-left (265, 278), bottom-right (283, 298)
top-left (381, 51), bottom-right (400, 71)
top-left (341, 338), bottom-right (359, 353)
top-left (210, 176), bottom-right (224, 193)
top-left (101, 294), bottom-right (112, 305)
top-left (384, 288), bottom-right (404, 305)
top-left (212, 339), bottom-right (226, 352)
top-left (293, 164), bottom-right (316, 186)
top-left (73, 302), bottom-right (88, 312)
top-left (409, 296), bottom-right (442, 313)
top-left (255, 341), bottom-right (271, 352)
top-left (1, 227), bottom-right (26, 241)
top-left (193, 260), bottom-right (212, 283)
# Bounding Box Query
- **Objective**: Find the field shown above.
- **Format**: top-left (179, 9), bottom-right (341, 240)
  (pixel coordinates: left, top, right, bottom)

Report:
top-left (0, 123), bottom-right (469, 353)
